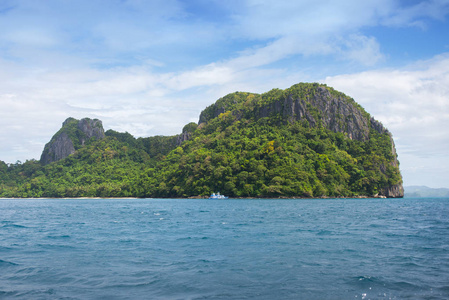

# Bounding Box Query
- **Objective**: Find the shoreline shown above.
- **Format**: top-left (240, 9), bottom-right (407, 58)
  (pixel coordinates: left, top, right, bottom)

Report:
top-left (0, 195), bottom-right (394, 200)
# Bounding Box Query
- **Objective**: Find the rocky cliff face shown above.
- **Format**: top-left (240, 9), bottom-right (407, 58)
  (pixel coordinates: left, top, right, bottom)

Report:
top-left (40, 117), bottom-right (105, 165)
top-left (199, 85), bottom-right (389, 141)
top-left (255, 86), bottom-right (373, 141)
top-left (40, 132), bottom-right (76, 166)
top-left (175, 122), bottom-right (198, 146)
top-left (176, 131), bottom-right (192, 146)
top-left (77, 118), bottom-right (105, 145)
top-left (380, 136), bottom-right (404, 198)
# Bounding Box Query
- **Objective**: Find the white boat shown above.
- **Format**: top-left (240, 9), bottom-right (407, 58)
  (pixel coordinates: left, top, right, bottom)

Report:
top-left (209, 192), bottom-right (228, 199)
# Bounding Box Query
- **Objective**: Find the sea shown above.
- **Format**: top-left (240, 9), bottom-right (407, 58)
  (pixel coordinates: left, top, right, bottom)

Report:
top-left (1, 197), bottom-right (448, 300)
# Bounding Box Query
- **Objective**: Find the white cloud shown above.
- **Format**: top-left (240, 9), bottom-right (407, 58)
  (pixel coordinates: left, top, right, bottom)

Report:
top-left (2, 28), bottom-right (58, 47)
top-left (235, 0), bottom-right (394, 38)
top-left (222, 1), bottom-right (395, 69)
top-left (165, 64), bottom-right (235, 90)
top-left (382, 0), bottom-right (449, 27)
top-left (335, 34), bottom-right (385, 66)
top-left (227, 0), bottom-right (449, 69)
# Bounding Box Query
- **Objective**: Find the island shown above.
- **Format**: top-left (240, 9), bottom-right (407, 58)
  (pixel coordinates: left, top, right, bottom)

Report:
top-left (0, 83), bottom-right (403, 198)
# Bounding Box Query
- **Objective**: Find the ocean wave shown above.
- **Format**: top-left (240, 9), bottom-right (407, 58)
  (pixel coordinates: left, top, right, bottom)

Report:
top-left (1, 221), bottom-right (28, 228)
top-left (0, 259), bottom-right (19, 267)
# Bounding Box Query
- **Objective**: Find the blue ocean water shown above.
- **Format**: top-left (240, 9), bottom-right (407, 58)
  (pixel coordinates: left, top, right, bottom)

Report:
top-left (1, 198), bottom-right (448, 299)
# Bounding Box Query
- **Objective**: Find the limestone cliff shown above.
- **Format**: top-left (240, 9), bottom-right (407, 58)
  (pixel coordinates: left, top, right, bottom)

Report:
top-left (77, 118), bottom-right (105, 145)
top-left (200, 85), bottom-right (378, 141)
top-left (255, 87), bottom-right (371, 141)
top-left (379, 136), bottom-right (404, 198)
top-left (40, 117), bottom-right (105, 165)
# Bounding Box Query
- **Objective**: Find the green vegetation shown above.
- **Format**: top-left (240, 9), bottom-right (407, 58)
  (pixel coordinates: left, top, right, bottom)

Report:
top-left (0, 83), bottom-right (402, 198)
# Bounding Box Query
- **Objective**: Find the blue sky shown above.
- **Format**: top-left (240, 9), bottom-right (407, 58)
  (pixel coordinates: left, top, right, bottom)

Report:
top-left (0, 0), bottom-right (448, 188)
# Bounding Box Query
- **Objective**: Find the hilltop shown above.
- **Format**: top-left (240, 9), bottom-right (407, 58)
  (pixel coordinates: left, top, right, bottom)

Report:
top-left (0, 83), bottom-right (403, 198)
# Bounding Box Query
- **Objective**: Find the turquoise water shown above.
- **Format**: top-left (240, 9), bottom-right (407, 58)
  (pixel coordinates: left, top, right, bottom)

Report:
top-left (1, 198), bottom-right (448, 299)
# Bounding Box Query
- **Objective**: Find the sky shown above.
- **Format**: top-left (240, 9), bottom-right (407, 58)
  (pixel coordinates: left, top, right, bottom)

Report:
top-left (0, 0), bottom-right (448, 188)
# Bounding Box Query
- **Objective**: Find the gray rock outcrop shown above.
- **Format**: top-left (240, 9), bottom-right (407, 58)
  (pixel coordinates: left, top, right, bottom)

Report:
top-left (176, 131), bottom-right (192, 146)
top-left (77, 118), bottom-right (105, 145)
top-left (255, 86), bottom-right (374, 141)
top-left (175, 122), bottom-right (198, 146)
top-left (40, 132), bottom-right (76, 165)
top-left (381, 136), bottom-right (404, 198)
top-left (40, 117), bottom-right (105, 165)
